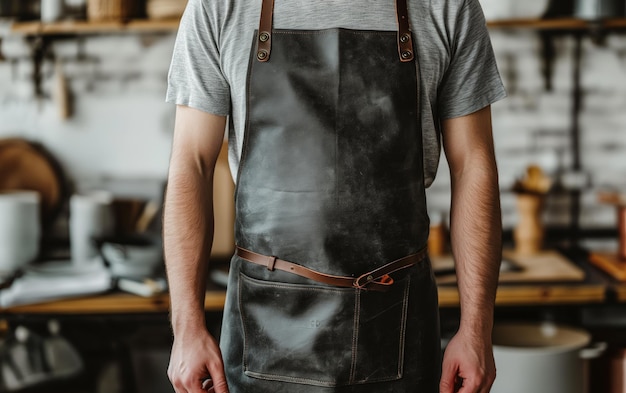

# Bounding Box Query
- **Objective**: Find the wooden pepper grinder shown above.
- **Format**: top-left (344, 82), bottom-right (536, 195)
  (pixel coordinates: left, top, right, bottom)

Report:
top-left (514, 193), bottom-right (545, 255)
top-left (513, 165), bottom-right (552, 255)
top-left (598, 192), bottom-right (626, 261)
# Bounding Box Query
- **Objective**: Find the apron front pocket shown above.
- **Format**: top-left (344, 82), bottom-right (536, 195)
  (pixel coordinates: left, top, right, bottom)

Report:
top-left (238, 272), bottom-right (410, 387)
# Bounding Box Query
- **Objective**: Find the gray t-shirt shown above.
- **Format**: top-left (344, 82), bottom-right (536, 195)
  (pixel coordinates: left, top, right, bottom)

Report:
top-left (166, 0), bottom-right (506, 187)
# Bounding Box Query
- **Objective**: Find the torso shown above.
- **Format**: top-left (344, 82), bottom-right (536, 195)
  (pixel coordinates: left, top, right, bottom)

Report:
top-left (207, 0), bottom-right (468, 187)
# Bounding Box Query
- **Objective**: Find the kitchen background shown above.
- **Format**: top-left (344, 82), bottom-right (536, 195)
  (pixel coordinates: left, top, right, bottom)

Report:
top-left (1, 2), bottom-right (625, 235)
top-left (1, 0), bottom-right (626, 392)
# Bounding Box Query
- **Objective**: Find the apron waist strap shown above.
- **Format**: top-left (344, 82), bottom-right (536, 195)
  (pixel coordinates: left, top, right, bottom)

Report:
top-left (236, 246), bottom-right (427, 292)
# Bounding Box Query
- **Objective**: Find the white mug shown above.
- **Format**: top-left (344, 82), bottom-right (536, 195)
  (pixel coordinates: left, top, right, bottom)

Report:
top-left (40, 0), bottom-right (64, 22)
top-left (0, 191), bottom-right (41, 276)
top-left (69, 192), bottom-right (114, 266)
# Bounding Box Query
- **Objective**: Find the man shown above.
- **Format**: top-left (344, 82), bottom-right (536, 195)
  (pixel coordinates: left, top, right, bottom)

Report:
top-left (164, 1), bottom-right (506, 392)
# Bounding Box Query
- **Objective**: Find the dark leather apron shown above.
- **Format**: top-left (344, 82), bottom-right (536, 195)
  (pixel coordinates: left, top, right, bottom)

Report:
top-left (219, 0), bottom-right (441, 391)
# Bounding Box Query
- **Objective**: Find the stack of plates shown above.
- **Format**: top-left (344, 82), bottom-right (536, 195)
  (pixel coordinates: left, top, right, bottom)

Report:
top-left (146, 0), bottom-right (187, 20)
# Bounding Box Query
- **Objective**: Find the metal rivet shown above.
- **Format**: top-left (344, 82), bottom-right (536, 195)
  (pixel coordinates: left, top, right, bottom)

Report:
top-left (366, 275), bottom-right (374, 282)
top-left (401, 51), bottom-right (412, 59)
top-left (400, 33), bottom-right (410, 43)
top-left (257, 50), bottom-right (268, 60)
top-left (259, 32), bottom-right (270, 42)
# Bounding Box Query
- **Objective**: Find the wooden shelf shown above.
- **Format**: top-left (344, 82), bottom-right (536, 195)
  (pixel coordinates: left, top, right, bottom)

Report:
top-left (9, 17), bottom-right (626, 36)
top-left (10, 18), bottom-right (180, 35)
top-left (487, 17), bottom-right (626, 30)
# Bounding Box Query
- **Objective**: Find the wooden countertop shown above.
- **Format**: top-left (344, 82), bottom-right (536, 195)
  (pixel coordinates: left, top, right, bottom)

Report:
top-left (438, 283), bottom-right (606, 307)
top-left (434, 249), bottom-right (607, 306)
top-left (0, 282), bottom-right (608, 315)
top-left (0, 290), bottom-right (226, 315)
top-left (0, 250), bottom-right (617, 314)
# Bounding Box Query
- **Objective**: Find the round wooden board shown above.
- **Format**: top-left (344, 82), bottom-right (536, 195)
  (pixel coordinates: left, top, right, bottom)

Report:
top-left (0, 138), bottom-right (66, 226)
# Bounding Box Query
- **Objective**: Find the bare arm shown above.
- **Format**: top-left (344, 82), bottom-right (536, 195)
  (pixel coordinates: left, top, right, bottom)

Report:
top-left (164, 105), bottom-right (228, 393)
top-left (439, 106), bottom-right (501, 393)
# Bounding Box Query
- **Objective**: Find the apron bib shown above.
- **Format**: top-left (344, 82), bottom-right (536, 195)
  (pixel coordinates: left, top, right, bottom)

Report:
top-left (220, 1), bottom-right (441, 391)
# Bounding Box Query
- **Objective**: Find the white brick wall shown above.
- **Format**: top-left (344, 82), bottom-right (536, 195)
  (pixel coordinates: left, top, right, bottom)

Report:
top-left (0, 33), bottom-right (175, 186)
top-left (1, 28), bottom-right (625, 232)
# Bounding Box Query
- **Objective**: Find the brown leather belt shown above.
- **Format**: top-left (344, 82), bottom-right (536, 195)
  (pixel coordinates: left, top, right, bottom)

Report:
top-left (236, 246), bottom-right (428, 292)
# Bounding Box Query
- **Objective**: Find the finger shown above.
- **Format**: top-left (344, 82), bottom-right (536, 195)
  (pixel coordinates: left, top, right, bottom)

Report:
top-left (464, 367), bottom-right (494, 393)
top-left (439, 362), bottom-right (459, 393)
top-left (206, 361), bottom-right (229, 393)
top-left (171, 380), bottom-right (189, 393)
top-left (202, 379), bottom-right (213, 391)
top-left (458, 375), bottom-right (481, 393)
top-left (179, 375), bottom-right (211, 393)
top-left (211, 375), bottom-right (229, 393)
top-left (455, 376), bottom-right (465, 392)
top-left (440, 376), bottom-right (457, 392)
top-left (479, 378), bottom-right (495, 393)
top-left (169, 375), bottom-right (189, 393)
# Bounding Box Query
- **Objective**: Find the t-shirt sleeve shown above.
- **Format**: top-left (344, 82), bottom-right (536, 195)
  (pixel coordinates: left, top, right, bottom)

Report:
top-left (438, 0), bottom-right (506, 119)
top-left (165, 0), bottom-right (230, 116)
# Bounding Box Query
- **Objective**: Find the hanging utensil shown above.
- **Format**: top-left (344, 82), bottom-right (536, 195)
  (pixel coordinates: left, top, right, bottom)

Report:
top-left (54, 60), bottom-right (72, 120)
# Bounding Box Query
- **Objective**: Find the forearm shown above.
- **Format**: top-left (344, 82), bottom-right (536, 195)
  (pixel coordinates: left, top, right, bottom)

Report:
top-left (441, 106), bottom-right (502, 337)
top-left (163, 107), bottom-right (226, 338)
top-left (164, 161), bottom-right (214, 336)
top-left (449, 161), bottom-right (501, 335)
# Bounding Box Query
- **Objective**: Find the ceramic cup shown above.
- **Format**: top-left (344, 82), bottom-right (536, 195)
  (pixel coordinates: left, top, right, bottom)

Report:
top-left (69, 192), bottom-right (114, 266)
top-left (0, 191), bottom-right (41, 276)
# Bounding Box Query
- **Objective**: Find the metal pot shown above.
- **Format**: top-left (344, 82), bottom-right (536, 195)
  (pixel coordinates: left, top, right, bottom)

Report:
top-left (574, 0), bottom-right (625, 19)
top-left (491, 322), bottom-right (606, 393)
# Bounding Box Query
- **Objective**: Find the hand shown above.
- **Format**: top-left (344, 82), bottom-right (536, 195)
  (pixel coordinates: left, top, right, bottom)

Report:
top-left (167, 328), bottom-right (229, 393)
top-left (439, 329), bottom-right (496, 393)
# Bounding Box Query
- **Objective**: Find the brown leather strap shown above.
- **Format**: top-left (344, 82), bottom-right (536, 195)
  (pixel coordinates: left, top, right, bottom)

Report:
top-left (395, 0), bottom-right (414, 62)
top-left (236, 246), bottom-right (427, 291)
top-left (256, 0), bottom-right (275, 62)
top-left (256, 0), bottom-right (413, 63)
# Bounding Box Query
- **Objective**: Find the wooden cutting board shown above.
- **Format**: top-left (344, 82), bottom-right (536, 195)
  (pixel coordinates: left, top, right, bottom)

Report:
top-left (0, 138), bottom-right (66, 227)
top-left (433, 249), bottom-right (585, 284)
top-left (589, 252), bottom-right (626, 281)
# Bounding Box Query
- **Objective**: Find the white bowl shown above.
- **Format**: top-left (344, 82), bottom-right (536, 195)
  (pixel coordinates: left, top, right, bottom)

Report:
top-left (512, 0), bottom-right (550, 19)
top-left (100, 236), bottom-right (163, 278)
top-left (480, 0), bottom-right (549, 20)
top-left (479, 0), bottom-right (512, 20)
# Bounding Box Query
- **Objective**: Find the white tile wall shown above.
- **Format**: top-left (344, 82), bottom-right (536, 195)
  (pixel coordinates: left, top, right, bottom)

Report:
top-left (0, 28), bottom-right (625, 230)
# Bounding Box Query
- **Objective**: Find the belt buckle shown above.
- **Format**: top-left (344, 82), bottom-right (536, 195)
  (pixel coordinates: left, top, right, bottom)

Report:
top-left (353, 273), bottom-right (394, 290)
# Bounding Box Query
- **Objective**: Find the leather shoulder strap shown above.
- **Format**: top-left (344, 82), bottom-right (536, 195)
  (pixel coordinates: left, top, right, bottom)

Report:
top-left (256, 0), bottom-right (413, 63)
top-left (396, 0), bottom-right (414, 62)
top-left (256, 0), bottom-right (275, 62)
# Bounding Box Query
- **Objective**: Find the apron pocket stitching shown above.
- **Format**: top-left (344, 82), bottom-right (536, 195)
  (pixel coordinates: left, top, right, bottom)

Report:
top-left (398, 275), bottom-right (411, 378)
top-left (244, 370), bottom-right (340, 387)
top-left (238, 272), bottom-right (251, 372)
top-left (350, 278), bottom-right (410, 384)
top-left (349, 289), bottom-right (361, 384)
